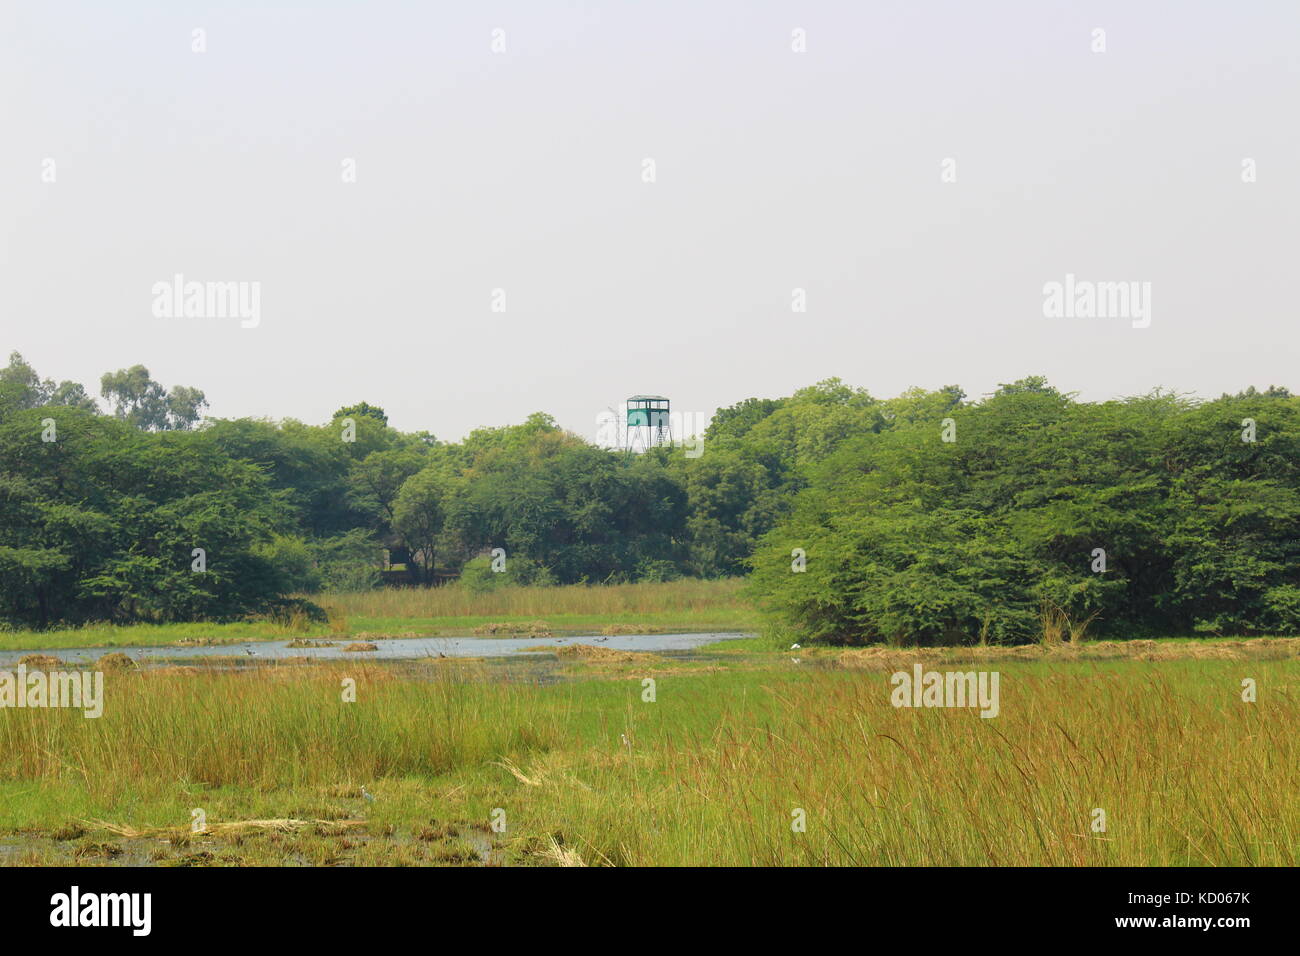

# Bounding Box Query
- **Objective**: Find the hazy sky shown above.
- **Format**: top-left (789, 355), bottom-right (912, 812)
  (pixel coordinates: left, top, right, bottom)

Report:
top-left (2, 1), bottom-right (1297, 440)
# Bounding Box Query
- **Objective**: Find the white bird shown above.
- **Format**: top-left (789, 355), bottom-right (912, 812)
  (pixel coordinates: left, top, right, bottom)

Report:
top-left (620, 734), bottom-right (631, 750)
top-left (790, 643), bottom-right (801, 650)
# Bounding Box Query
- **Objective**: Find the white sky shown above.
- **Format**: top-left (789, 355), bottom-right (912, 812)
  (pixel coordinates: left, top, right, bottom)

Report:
top-left (2, 1), bottom-right (1297, 440)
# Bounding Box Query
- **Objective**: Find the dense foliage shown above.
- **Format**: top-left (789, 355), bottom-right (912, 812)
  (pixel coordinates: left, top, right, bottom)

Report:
top-left (750, 379), bottom-right (1300, 643)
top-left (2, 351), bottom-right (1295, 641)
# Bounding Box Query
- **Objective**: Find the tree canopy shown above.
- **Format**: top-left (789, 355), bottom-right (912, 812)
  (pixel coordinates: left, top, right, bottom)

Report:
top-left (749, 382), bottom-right (1300, 643)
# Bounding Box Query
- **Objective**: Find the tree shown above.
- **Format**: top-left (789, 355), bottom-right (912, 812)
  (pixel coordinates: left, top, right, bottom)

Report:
top-left (347, 447), bottom-right (426, 531)
top-left (706, 396), bottom-right (783, 443)
top-left (334, 402), bottom-right (388, 426)
top-left (393, 467), bottom-right (452, 584)
top-left (0, 352), bottom-right (49, 409)
top-left (47, 380), bottom-right (98, 410)
top-left (0, 407), bottom-right (292, 625)
top-left (0, 352), bottom-right (98, 415)
top-left (100, 365), bottom-right (207, 430)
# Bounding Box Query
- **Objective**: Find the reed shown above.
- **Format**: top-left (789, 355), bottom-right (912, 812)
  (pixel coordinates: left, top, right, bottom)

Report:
top-left (319, 578), bottom-right (749, 620)
top-left (1, 654), bottom-right (1294, 866)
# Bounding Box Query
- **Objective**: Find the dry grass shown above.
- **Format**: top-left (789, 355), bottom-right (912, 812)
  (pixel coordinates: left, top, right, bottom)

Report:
top-left (95, 653), bottom-right (137, 670)
top-left (836, 637), bottom-right (1300, 670)
top-left (553, 644), bottom-right (663, 664)
top-left (539, 835), bottom-right (587, 867)
top-left (473, 621), bottom-right (552, 637)
top-left (84, 818), bottom-right (365, 838)
top-left (602, 623), bottom-right (664, 635)
top-left (1039, 599), bottom-right (1100, 646)
top-left (17, 654), bottom-right (63, 669)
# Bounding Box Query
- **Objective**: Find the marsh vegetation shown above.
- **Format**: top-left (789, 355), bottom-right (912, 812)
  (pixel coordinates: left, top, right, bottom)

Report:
top-left (2, 639), bottom-right (1295, 866)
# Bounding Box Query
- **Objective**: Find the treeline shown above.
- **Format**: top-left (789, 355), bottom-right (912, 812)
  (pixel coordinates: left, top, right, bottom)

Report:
top-left (1, 352), bottom-right (906, 627)
top-left (751, 378), bottom-right (1300, 642)
top-left (2, 350), bottom-right (1297, 641)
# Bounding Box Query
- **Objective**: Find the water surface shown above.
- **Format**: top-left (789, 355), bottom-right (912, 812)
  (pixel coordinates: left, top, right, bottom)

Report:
top-left (0, 632), bottom-right (750, 667)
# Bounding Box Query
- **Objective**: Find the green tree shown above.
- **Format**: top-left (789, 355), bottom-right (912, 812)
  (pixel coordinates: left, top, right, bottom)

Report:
top-left (100, 365), bottom-right (207, 430)
top-left (0, 351), bottom-right (98, 416)
top-left (334, 402), bottom-right (389, 427)
top-left (393, 467), bottom-right (452, 584)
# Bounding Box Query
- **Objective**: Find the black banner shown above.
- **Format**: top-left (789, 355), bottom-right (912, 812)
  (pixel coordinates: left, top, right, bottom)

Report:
top-left (0, 866), bottom-right (1279, 943)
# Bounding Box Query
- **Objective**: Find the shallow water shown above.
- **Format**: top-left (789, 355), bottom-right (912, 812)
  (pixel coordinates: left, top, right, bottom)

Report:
top-left (0, 632), bottom-right (751, 667)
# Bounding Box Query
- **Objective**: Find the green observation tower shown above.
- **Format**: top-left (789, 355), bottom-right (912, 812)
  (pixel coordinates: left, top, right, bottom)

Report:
top-left (626, 395), bottom-right (671, 448)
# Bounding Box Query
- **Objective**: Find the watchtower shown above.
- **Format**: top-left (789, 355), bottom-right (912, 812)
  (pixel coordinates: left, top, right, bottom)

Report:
top-left (626, 395), bottom-right (671, 448)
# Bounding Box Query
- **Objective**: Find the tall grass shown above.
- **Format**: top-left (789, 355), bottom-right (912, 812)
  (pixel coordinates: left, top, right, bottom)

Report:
top-left (1039, 598), bottom-right (1100, 645)
top-left (0, 664), bottom-right (563, 801)
top-left (2, 657), bottom-right (1294, 865)
top-left (509, 661), bottom-right (1298, 865)
top-left (319, 578), bottom-right (748, 620)
top-left (0, 578), bottom-right (756, 650)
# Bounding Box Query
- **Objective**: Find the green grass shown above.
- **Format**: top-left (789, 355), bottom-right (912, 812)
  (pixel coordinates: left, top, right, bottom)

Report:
top-left (2, 647), bottom-right (1296, 866)
top-left (0, 579), bottom-right (759, 650)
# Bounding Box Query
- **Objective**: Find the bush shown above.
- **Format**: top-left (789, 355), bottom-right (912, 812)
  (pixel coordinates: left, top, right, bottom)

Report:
top-left (634, 559), bottom-right (681, 583)
top-left (310, 530), bottom-right (383, 592)
top-left (256, 535), bottom-right (321, 593)
top-left (458, 554), bottom-right (556, 593)
top-left (263, 596), bottom-right (328, 629)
